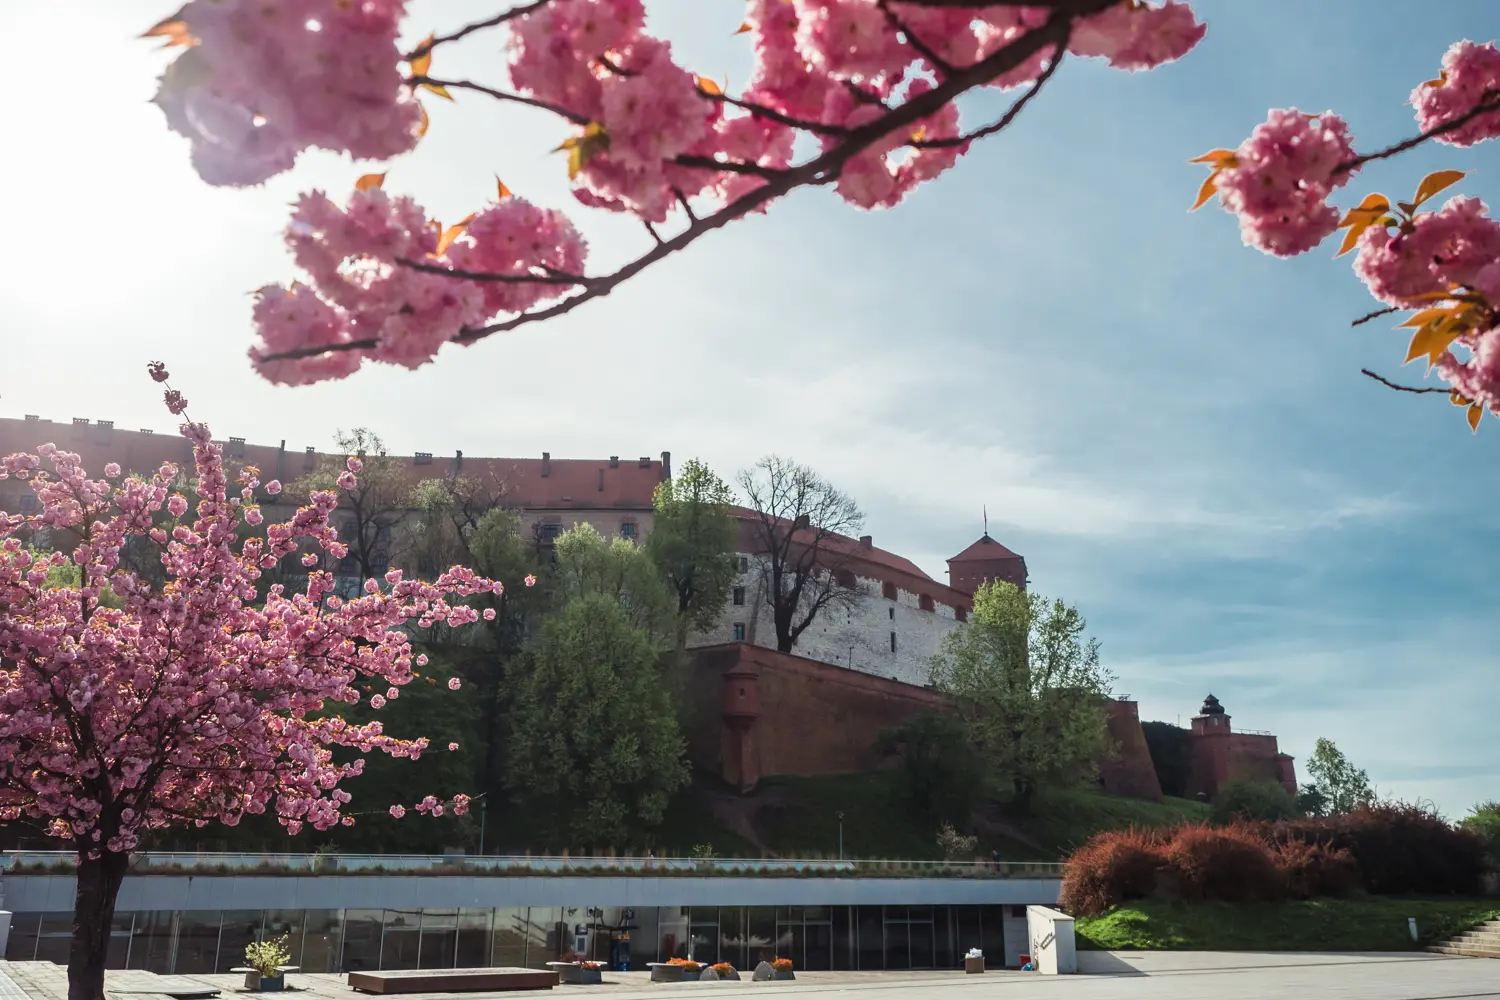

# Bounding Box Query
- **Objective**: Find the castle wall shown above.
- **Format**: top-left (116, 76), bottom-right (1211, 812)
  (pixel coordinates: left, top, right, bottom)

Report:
top-left (689, 555), bottom-right (966, 688)
top-left (1100, 701), bottom-right (1164, 801)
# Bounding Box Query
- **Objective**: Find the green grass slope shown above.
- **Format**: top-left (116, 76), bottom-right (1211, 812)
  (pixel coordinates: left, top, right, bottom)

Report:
top-left (1077, 898), bottom-right (1500, 952)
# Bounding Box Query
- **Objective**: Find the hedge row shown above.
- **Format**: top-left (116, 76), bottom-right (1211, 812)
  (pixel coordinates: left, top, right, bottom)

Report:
top-left (1060, 804), bottom-right (1488, 917)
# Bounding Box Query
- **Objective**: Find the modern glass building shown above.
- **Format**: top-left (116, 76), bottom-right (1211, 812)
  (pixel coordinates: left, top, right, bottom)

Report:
top-left (3, 903), bottom-right (1025, 973)
top-left (1, 862), bottom-right (1060, 974)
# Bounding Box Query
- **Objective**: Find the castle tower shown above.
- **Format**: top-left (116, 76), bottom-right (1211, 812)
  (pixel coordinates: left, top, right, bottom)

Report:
top-left (1190, 693), bottom-right (1230, 735)
top-left (946, 533), bottom-right (1028, 596)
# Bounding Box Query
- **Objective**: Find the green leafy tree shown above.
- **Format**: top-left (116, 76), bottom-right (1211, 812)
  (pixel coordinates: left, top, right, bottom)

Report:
top-left (1300, 738), bottom-right (1375, 817)
top-left (929, 581), bottom-right (1114, 814)
top-left (504, 594), bottom-right (690, 845)
top-left (407, 470), bottom-right (512, 577)
top-left (552, 523), bottom-right (678, 647)
top-left (1211, 777), bottom-right (1302, 824)
top-left (875, 713), bottom-right (985, 827)
top-left (1141, 720), bottom-right (1193, 799)
top-left (1460, 801), bottom-right (1500, 864)
top-left (645, 459), bottom-right (738, 638)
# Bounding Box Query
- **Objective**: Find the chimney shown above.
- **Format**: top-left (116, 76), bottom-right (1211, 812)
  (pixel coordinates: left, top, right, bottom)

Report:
top-left (541, 452), bottom-right (551, 477)
top-left (414, 451), bottom-right (433, 466)
top-left (598, 468), bottom-right (606, 491)
top-left (859, 535), bottom-right (873, 549)
top-left (638, 456), bottom-right (650, 468)
top-left (660, 451), bottom-right (672, 481)
top-left (140, 428), bottom-right (154, 435)
top-left (228, 436), bottom-right (246, 459)
top-left (304, 446), bottom-right (316, 471)
top-left (794, 514), bottom-right (810, 530)
top-left (453, 449), bottom-right (463, 473)
top-left (24, 414), bottom-right (38, 421)
top-left (277, 440), bottom-right (286, 483)
top-left (609, 456), bottom-right (619, 468)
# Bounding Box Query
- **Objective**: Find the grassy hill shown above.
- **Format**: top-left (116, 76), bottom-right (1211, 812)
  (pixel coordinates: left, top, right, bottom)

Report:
top-left (651, 771), bottom-right (1209, 861)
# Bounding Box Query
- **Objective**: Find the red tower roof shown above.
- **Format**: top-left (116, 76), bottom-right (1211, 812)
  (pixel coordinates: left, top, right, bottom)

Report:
top-left (948, 534), bottom-right (1024, 563)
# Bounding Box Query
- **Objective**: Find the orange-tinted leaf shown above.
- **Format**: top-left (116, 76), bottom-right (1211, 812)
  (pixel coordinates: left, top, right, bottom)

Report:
top-left (1408, 289), bottom-right (1463, 302)
top-left (141, 16), bottom-right (194, 47)
top-left (1397, 307), bottom-right (1453, 329)
top-left (734, 21), bottom-right (752, 34)
top-left (496, 176), bottom-right (513, 201)
top-left (420, 81), bottom-right (454, 101)
top-left (1451, 391), bottom-right (1472, 406)
top-left (434, 212), bottom-right (477, 256)
top-left (1188, 148), bottom-right (1237, 166)
top-left (910, 126), bottom-right (927, 144)
top-left (1336, 223), bottom-right (1370, 257)
top-left (410, 34), bottom-right (434, 77)
top-left (1468, 403), bottom-right (1483, 432)
top-left (1189, 172), bottom-right (1221, 212)
top-left (696, 75), bottom-right (723, 96)
top-left (1338, 193), bottom-right (1390, 226)
top-left (355, 173), bottom-right (386, 191)
top-left (1423, 71), bottom-right (1449, 89)
top-left (1413, 169), bottom-right (1466, 207)
top-left (1404, 317), bottom-right (1464, 367)
top-left (416, 101), bottom-right (430, 138)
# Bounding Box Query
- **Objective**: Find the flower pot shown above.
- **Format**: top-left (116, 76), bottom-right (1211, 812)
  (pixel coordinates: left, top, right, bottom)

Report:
top-left (772, 970), bottom-right (795, 981)
top-left (964, 956), bottom-right (985, 975)
top-left (246, 974), bottom-right (284, 992)
top-left (681, 968), bottom-right (702, 981)
top-left (578, 968), bottom-right (602, 985)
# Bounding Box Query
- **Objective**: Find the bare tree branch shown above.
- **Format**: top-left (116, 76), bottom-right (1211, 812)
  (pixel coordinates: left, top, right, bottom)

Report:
top-left (404, 1), bottom-right (554, 62)
top-left (1360, 368), bottom-right (1451, 395)
top-left (411, 76), bottom-right (590, 125)
top-left (913, 35), bottom-right (1066, 149)
top-left (1336, 93), bottom-right (1500, 175)
top-left (878, 0), bottom-right (958, 78)
top-left (1352, 306), bottom-right (1400, 327)
top-left (396, 257), bottom-right (592, 287)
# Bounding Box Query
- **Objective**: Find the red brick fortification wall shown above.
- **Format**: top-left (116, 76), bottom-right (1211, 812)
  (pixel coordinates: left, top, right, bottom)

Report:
top-left (687, 644), bottom-right (1165, 800)
top-left (1101, 700), bottom-right (1163, 801)
top-left (686, 644), bottom-right (949, 792)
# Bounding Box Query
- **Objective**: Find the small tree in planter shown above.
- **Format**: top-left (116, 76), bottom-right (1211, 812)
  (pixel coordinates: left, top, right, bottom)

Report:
top-left (772, 958), bottom-right (795, 981)
top-left (244, 935), bottom-right (291, 992)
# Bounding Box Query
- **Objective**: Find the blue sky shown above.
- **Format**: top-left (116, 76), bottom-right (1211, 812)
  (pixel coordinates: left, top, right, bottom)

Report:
top-left (1, 1), bottom-right (1496, 816)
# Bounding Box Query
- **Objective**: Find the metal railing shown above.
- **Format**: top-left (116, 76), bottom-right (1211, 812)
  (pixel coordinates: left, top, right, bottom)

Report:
top-left (2, 851), bottom-right (1064, 879)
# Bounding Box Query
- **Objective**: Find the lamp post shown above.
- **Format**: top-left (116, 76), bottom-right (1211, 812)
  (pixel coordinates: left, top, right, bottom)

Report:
top-left (837, 811), bottom-right (844, 861)
top-left (478, 804), bottom-right (487, 856)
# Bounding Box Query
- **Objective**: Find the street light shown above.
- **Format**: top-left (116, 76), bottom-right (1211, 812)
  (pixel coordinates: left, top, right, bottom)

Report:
top-left (837, 811), bottom-right (844, 861)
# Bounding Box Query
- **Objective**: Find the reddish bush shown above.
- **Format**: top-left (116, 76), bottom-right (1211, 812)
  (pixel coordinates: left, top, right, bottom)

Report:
top-left (1164, 823), bottom-right (1283, 903)
top-left (1272, 839), bottom-right (1360, 899)
top-left (1277, 804), bottom-right (1488, 895)
top-left (1060, 828), bottom-right (1168, 916)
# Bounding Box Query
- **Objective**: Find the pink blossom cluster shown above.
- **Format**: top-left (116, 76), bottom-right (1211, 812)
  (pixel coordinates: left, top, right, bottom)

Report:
top-left (250, 187), bottom-right (586, 384)
top-left (0, 381), bottom-right (497, 854)
top-left (1436, 329), bottom-right (1500, 415)
top-left (1354, 196), bottom-right (1500, 306)
top-left (1208, 109), bottom-right (1358, 257)
top-left (1411, 41), bottom-right (1500, 148)
top-left (152, 0), bottom-right (423, 187)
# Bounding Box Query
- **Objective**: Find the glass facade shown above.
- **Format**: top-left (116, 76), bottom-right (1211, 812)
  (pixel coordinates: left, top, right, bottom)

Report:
top-left (3, 905), bottom-right (1017, 973)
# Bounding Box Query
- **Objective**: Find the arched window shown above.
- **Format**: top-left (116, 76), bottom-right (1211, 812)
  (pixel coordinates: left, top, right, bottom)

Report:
top-left (919, 594), bottom-right (935, 612)
top-left (882, 581), bottom-right (897, 601)
top-left (835, 569), bottom-right (856, 589)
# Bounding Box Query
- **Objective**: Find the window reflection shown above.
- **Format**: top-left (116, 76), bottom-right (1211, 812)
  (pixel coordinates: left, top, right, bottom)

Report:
top-left (340, 909), bottom-right (384, 972)
top-left (381, 909), bottom-right (422, 970)
top-left (302, 910), bottom-right (345, 974)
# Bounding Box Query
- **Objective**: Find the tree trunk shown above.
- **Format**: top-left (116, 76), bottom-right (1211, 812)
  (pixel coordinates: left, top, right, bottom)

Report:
top-left (69, 849), bottom-right (129, 1000)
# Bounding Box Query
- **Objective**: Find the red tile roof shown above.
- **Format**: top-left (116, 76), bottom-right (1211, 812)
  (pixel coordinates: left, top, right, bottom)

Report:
top-left (0, 417), bottom-right (664, 512)
top-left (948, 533), bottom-right (1024, 563)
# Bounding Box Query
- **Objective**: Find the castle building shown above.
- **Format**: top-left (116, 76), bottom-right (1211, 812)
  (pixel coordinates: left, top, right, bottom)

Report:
top-left (1185, 694), bottom-right (1298, 799)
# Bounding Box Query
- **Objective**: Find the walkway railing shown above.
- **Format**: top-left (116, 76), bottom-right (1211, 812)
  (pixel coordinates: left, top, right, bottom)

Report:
top-left (2, 850), bottom-right (1064, 879)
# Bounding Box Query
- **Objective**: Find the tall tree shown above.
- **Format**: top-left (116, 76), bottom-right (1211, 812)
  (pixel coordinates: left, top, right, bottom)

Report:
top-left (929, 580), bottom-right (1114, 814)
top-left (0, 370), bottom-right (495, 1000)
top-left (504, 594), bottom-right (690, 846)
top-left (646, 459), bottom-right (737, 638)
top-left (736, 455), bottom-right (864, 654)
top-left (291, 428), bottom-right (410, 583)
top-left (552, 523), bottom-right (678, 647)
top-left (407, 470), bottom-right (512, 577)
top-left (1299, 738), bottom-right (1376, 817)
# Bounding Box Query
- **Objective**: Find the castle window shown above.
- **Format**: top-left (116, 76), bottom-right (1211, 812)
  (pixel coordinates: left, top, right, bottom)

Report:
top-left (733, 586), bottom-right (746, 606)
top-left (835, 569), bottom-right (856, 589)
top-left (620, 522), bottom-right (636, 539)
top-left (739, 556), bottom-right (749, 573)
top-left (882, 581), bottom-right (897, 600)
top-left (919, 594), bottom-right (935, 612)
top-left (890, 632), bottom-right (897, 653)
top-left (888, 607), bottom-right (894, 620)
top-left (733, 622), bottom-right (745, 642)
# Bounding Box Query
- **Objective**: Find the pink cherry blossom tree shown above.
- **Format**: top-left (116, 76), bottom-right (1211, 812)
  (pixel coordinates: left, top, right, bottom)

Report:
top-left (1192, 41), bottom-right (1500, 432)
top-left (139, 0), bottom-right (1207, 385)
top-left (0, 366), bottom-right (498, 1000)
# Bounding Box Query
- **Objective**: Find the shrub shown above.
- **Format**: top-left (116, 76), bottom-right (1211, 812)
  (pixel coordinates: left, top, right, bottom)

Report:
top-left (771, 958), bottom-right (793, 973)
top-left (936, 823), bottom-right (979, 861)
top-left (711, 963), bottom-right (736, 977)
top-left (1278, 803), bottom-right (1488, 895)
top-left (1060, 828), bottom-right (1168, 916)
top-left (1272, 839), bottom-right (1361, 899)
top-left (1211, 778), bottom-right (1301, 824)
top-left (1460, 802), bottom-right (1500, 865)
top-left (1164, 823), bottom-right (1283, 903)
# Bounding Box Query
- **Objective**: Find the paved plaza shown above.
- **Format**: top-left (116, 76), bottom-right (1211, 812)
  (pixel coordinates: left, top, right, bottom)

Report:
top-left (2, 953), bottom-right (1497, 1000)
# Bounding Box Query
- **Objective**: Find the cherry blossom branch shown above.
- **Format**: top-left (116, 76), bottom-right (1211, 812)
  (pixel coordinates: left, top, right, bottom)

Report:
top-left (697, 89), bottom-right (853, 137)
top-left (878, 0), bottom-right (958, 78)
top-left (403, 0), bottom-right (555, 62)
top-left (1361, 368), bottom-right (1450, 394)
top-left (410, 76), bottom-right (589, 125)
top-left (396, 258), bottom-right (594, 288)
top-left (254, 4), bottom-right (1094, 365)
top-left (1352, 306), bottom-right (1400, 327)
top-left (1335, 93), bottom-right (1500, 175)
top-left (913, 36), bottom-right (1068, 149)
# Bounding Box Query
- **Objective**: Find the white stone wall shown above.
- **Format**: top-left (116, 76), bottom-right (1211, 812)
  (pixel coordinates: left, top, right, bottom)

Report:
top-left (687, 553), bottom-right (966, 688)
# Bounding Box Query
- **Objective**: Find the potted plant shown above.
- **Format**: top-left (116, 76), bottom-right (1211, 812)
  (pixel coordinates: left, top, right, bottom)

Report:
top-left (669, 958), bottom-right (702, 981)
top-left (244, 935), bottom-right (291, 991)
top-left (577, 961), bottom-right (603, 985)
top-left (771, 958), bottom-right (795, 981)
top-left (711, 963), bottom-right (740, 981)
